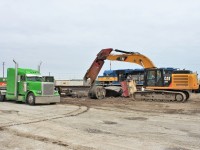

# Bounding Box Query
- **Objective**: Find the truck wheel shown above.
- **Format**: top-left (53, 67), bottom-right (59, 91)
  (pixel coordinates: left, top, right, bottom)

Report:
top-left (27, 93), bottom-right (35, 105)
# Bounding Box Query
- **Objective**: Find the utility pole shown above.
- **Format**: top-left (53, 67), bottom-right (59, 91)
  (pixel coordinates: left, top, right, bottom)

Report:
top-left (38, 61), bottom-right (42, 73)
top-left (3, 62), bottom-right (5, 78)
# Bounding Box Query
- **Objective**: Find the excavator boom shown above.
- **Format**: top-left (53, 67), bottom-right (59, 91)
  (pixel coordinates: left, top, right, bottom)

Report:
top-left (107, 49), bottom-right (156, 68)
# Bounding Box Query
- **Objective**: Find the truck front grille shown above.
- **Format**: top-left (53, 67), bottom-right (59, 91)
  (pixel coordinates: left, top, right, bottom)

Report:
top-left (42, 83), bottom-right (54, 96)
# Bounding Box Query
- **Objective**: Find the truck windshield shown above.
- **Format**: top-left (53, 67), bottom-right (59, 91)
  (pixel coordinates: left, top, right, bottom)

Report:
top-left (27, 76), bottom-right (43, 82)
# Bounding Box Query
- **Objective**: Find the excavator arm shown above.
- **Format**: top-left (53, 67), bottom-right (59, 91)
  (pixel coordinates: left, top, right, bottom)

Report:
top-left (84, 49), bottom-right (155, 85)
top-left (107, 49), bottom-right (156, 68)
top-left (83, 48), bottom-right (113, 86)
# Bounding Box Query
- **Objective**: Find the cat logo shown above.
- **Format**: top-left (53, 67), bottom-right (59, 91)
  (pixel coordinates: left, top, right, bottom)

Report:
top-left (117, 56), bottom-right (127, 61)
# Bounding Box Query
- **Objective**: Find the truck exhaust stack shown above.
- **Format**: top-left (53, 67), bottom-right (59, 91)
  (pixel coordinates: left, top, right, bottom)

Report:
top-left (13, 59), bottom-right (18, 99)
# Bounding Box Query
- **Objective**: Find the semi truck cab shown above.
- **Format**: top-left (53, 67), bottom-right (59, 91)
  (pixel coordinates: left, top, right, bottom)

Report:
top-left (5, 68), bottom-right (60, 105)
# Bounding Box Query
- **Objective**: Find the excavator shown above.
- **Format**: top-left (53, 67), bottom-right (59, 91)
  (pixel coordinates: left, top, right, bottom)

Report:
top-left (84, 48), bottom-right (199, 102)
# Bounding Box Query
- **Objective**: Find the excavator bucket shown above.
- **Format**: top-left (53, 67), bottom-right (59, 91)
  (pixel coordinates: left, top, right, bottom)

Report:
top-left (83, 48), bottom-right (113, 86)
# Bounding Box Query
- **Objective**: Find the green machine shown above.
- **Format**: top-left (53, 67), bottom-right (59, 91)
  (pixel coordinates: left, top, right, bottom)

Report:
top-left (0, 61), bottom-right (60, 105)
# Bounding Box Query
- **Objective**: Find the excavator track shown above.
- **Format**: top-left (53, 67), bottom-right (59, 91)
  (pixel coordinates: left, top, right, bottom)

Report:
top-left (133, 90), bottom-right (190, 102)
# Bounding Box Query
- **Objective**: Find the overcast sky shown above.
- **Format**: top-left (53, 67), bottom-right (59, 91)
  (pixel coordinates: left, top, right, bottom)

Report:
top-left (0, 0), bottom-right (200, 79)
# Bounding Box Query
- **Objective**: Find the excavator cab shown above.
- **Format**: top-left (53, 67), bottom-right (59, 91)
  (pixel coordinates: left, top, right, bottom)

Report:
top-left (144, 68), bottom-right (176, 87)
top-left (145, 69), bottom-right (162, 87)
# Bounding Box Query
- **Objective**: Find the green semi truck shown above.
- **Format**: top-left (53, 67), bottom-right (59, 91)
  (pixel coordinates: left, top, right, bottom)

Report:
top-left (0, 65), bottom-right (60, 105)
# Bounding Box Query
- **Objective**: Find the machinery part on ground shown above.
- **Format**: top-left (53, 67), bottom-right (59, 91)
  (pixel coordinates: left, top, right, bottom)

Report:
top-left (88, 86), bottom-right (106, 99)
top-left (128, 80), bottom-right (137, 96)
top-left (133, 90), bottom-right (189, 102)
top-left (120, 81), bottom-right (130, 97)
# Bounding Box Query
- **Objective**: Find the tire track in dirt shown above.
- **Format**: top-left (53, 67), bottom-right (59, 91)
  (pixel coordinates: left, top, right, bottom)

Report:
top-left (0, 106), bottom-right (92, 149)
top-left (1, 127), bottom-right (95, 150)
top-left (0, 106), bottom-right (89, 128)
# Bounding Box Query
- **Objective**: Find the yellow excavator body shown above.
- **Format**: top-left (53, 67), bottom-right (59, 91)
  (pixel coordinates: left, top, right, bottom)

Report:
top-left (84, 48), bottom-right (199, 101)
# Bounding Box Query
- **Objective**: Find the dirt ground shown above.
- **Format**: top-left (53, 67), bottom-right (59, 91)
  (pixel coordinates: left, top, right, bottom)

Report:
top-left (0, 94), bottom-right (200, 150)
top-left (61, 94), bottom-right (200, 115)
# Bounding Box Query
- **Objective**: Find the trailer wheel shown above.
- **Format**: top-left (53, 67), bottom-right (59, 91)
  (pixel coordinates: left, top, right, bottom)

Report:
top-left (27, 93), bottom-right (35, 105)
